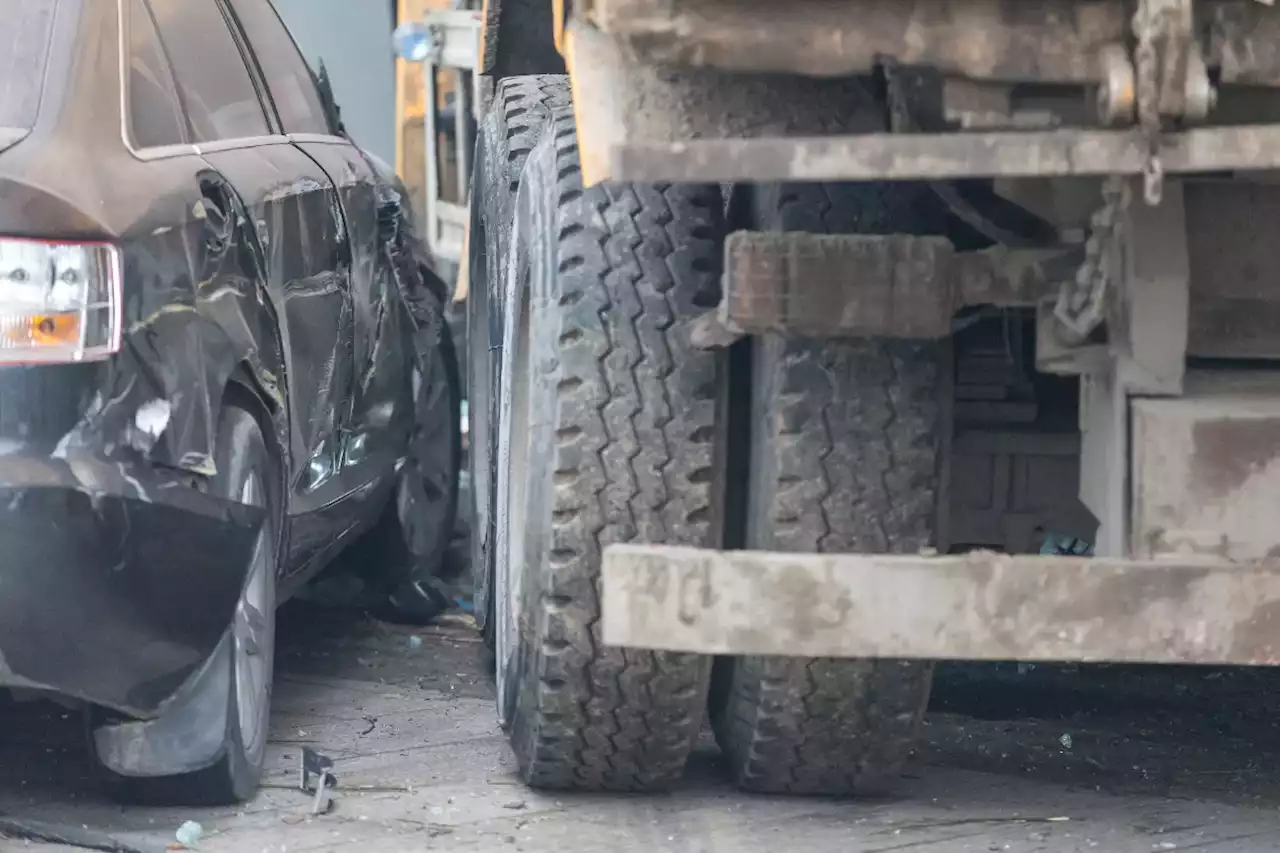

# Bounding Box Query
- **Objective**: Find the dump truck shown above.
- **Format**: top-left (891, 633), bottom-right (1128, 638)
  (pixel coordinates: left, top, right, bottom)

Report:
top-left (401, 0), bottom-right (1280, 796)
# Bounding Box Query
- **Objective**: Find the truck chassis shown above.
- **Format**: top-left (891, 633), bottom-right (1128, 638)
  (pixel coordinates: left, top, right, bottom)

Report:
top-left (404, 0), bottom-right (1280, 797)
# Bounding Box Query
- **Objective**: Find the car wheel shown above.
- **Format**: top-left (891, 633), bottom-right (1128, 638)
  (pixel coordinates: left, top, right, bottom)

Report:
top-left (89, 398), bottom-right (280, 805)
top-left (380, 315), bottom-right (464, 622)
top-left (493, 79), bottom-right (726, 791)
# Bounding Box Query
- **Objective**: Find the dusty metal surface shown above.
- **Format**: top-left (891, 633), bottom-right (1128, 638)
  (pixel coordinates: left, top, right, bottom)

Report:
top-left (601, 543), bottom-right (1280, 664)
top-left (582, 0), bottom-right (1127, 82)
top-left (561, 18), bottom-right (886, 185)
top-left (611, 124), bottom-right (1280, 183)
top-left (721, 230), bottom-right (1076, 338)
top-left (1078, 367), bottom-right (1130, 558)
top-left (1186, 181), bottom-right (1280, 359)
top-left (582, 0), bottom-right (1280, 87)
top-left (1114, 178), bottom-right (1189, 393)
top-left (1208, 0), bottom-right (1280, 87)
top-left (1132, 371), bottom-right (1280, 562)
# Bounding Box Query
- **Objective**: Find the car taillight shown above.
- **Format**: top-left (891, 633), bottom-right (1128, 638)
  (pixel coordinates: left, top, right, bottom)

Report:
top-left (0, 238), bottom-right (122, 364)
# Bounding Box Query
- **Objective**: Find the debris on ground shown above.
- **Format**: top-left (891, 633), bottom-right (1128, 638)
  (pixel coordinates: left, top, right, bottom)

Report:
top-left (1040, 533), bottom-right (1094, 557)
top-left (1059, 733), bottom-right (1074, 750)
top-left (299, 747), bottom-right (340, 815)
top-left (173, 820), bottom-right (203, 848)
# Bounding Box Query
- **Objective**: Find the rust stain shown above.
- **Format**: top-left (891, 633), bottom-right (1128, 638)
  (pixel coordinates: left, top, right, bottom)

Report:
top-left (640, 561), bottom-right (671, 602)
top-left (1146, 527), bottom-right (1233, 560)
top-left (676, 559), bottom-right (714, 627)
top-left (1191, 418), bottom-right (1280, 500)
top-left (1044, 564), bottom-right (1209, 628)
top-left (770, 562), bottom-right (851, 643)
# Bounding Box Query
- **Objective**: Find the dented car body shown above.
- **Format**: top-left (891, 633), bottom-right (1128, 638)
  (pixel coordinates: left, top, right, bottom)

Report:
top-left (0, 0), bottom-right (447, 723)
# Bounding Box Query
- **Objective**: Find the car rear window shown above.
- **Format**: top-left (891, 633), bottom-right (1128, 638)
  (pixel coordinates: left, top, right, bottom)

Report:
top-left (0, 0), bottom-right (57, 130)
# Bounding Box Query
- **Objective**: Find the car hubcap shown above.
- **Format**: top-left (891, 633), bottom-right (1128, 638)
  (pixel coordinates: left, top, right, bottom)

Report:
top-left (234, 470), bottom-right (274, 766)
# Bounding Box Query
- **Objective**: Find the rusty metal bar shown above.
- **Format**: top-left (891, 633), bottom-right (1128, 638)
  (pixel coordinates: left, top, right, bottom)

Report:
top-left (611, 125), bottom-right (1280, 183)
top-left (584, 0), bottom-right (1128, 83)
top-left (721, 231), bottom-right (1076, 338)
top-left (601, 544), bottom-right (1280, 665)
top-left (582, 0), bottom-right (1280, 87)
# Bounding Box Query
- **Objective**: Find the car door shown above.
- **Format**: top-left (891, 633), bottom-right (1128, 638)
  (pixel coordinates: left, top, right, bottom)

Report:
top-left (145, 0), bottom-right (356, 570)
top-left (227, 0), bottom-right (412, 478)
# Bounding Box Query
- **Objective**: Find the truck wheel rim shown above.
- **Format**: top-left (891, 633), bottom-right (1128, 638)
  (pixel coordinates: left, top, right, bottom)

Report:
top-left (496, 283), bottom-right (532, 728)
top-left (234, 470), bottom-right (274, 766)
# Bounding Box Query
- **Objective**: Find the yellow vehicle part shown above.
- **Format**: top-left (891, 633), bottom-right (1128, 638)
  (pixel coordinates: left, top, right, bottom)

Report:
top-left (396, 0), bottom-right (462, 222)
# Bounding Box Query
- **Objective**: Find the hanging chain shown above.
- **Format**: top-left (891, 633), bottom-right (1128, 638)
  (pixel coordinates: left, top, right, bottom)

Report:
top-left (1134, 31), bottom-right (1164, 206)
top-left (1052, 1), bottom-right (1191, 339)
top-left (1133, 2), bottom-right (1168, 207)
top-left (1054, 176), bottom-right (1130, 342)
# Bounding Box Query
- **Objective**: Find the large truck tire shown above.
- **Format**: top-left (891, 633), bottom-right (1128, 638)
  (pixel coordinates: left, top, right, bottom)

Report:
top-left (491, 77), bottom-right (726, 792)
top-left (469, 76), bottom-right (572, 653)
top-left (709, 182), bottom-right (946, 796)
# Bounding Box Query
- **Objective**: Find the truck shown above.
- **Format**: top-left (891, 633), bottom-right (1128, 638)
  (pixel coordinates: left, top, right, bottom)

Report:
top-left (400, 0), bottom-right (1280, 796)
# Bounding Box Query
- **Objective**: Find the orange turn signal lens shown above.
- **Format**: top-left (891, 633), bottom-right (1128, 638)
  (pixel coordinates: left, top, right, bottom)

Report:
top-left (0, 312), bottom-right (82, 348)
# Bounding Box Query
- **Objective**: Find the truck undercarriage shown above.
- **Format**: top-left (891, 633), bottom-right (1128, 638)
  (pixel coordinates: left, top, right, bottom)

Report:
top-left (407, 0), bottom-right (1280, 797)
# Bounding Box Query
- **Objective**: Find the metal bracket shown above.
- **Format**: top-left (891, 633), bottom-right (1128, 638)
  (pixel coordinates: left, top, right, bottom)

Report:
top-left (720, 230), bottom-right (1080, 339)
top-left (1037, 178), bottom-right (1190, 558)
top-left (299, 747), bottom-right (339, 815)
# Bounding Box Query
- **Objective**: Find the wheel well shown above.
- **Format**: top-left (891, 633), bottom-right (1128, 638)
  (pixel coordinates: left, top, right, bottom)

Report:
top-left (223, 367), bottom-right (289, 561)
top-left (224, 366), bottom-right (285, 472)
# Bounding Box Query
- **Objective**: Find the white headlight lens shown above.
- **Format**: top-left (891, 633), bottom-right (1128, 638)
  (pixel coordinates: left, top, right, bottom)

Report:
top-left (0, 238), bottom-right (122, 364)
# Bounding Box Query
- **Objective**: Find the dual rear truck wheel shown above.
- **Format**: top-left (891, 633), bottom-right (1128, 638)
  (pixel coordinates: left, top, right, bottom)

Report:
top-left (471, 75), bottom-right (946, 795)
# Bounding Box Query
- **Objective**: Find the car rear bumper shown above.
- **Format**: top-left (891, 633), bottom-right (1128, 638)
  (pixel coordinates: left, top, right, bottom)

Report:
top-left (0, 451), bottom-right (264, 718)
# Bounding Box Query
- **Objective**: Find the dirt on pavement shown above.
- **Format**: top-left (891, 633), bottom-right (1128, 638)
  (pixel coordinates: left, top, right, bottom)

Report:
top-left (2, 596), bottom-right (1280, 853)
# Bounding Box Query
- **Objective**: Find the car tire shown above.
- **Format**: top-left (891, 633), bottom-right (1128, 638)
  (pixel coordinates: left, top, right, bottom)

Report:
top-left (89, 396), bottom-right (282, 805)
top-left (492, 79), bottom-right (726, 792)
top-left (708, 182), bottom-right (946, 796)
top-left (469, 75), bottom-right (573, 653)
top-left (361, 305), bottom-right (464, 624)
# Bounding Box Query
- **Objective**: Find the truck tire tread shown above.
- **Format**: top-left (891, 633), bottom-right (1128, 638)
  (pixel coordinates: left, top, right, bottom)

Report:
top-left (505, 86), bottom-right (723, 792)
top-left (711, 182), bottom-right (943, 796)
top-left (474, 74), bottom-right (572, 651)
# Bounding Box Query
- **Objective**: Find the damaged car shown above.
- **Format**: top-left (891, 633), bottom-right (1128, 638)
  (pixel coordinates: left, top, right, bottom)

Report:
top-left (0, 0), bottom-right (459, 803)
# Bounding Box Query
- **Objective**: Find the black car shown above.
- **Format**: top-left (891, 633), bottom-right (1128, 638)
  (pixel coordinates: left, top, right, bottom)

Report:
top-left (0, 0), bottom-right (459, 803)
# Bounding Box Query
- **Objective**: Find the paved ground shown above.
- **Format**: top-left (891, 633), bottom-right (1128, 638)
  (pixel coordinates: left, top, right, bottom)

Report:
top-left (4, 594), bottom-right (1280, 853)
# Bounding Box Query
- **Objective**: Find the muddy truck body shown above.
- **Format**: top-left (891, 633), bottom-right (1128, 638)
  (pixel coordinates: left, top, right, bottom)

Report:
top-left (403, 0), bottom-right (1280, 795)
